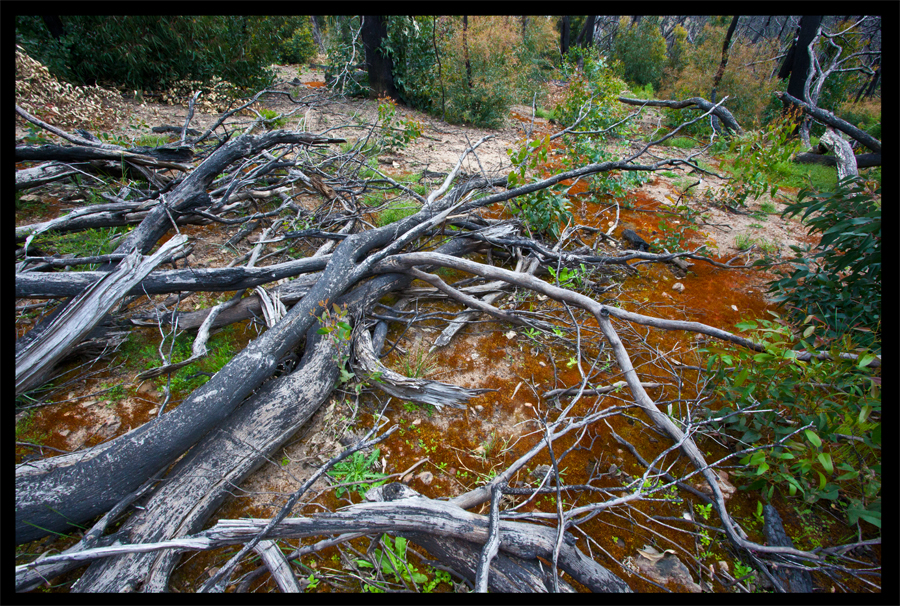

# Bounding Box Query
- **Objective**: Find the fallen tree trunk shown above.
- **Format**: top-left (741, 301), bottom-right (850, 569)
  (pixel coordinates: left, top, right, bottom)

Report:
top-left (618, 96), bottom-right (743, 135)
top-left (15, 235), bottom-right (188, 395)
top-left (777, 91), bottom-right (882, 153)
top-left (60, 235), bottom-right (493, 592)
top-left (24, 485), bottom-right (632, 593)
top-left (817, 127), bottom-right (858, 179)
top-left (793, 151), bottom-right (881, 168)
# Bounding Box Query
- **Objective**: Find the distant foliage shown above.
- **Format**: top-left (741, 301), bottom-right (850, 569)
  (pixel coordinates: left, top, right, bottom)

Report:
top-left (837, 98), bottom-right (882, 140)
top-left (658, 22), bottom-right (779, 134)
top-left (552, 54), bottom-right (628, 133)
top-left (13, 16), bottom-right (299, 93)
top-left (326, 16), bottom-right (555, 129)
top-left (280, 20), bottom-right (318, 65)
top-left (613, 17), bottom-right (667, 88)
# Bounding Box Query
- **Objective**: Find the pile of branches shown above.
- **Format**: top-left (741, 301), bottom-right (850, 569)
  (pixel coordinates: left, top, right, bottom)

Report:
top-left (14, 80), bottom-right (879, 593)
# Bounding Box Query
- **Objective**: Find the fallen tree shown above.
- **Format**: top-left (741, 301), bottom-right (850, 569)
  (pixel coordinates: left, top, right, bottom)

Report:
top-left (15, 78), bottom-right (880, 593)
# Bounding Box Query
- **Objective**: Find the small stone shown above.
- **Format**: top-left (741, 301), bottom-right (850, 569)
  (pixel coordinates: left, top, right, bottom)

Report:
top-left (58, 429), bottom-right (71, 437)
top-left (411, 418), bottom-right (421, 425)
top-left (717, 561), bottom-right (729, 573)
top-left (148, 408), bottom-right (158, 415)
top-left (731, 305), bottom-right (739, 311)
top-left (505, 330), bottom-right (517, 340)
top-left (402, 474), bottom-right (413, 484)
top-left (672, 282), bottom-right (685, 293)
top-left (475, 405), bottom-right (484, 412)
top-left (416, 471), bottom-right (433, 485)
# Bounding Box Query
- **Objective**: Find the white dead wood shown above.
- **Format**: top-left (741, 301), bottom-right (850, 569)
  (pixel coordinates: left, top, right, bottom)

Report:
top-left (16, 234), bottom-right (188, 395)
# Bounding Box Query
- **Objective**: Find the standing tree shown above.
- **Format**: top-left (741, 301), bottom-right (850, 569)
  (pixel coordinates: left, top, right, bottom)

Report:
top-left (559, 15), bottom-right (571, 57)
top-left (361, 15), bottom-right (399, 100)
top-left (778, 15), bottom-right (822, 133)
top-left (710, 16), bottom-right (740, 132)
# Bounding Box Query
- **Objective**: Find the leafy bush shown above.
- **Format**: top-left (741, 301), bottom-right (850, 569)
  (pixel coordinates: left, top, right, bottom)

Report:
top-left (552, 55), bottom-right (628, 133)
top-left (702, 314), bottom-right (880, 528)
top-left (15, 16), bottom-right (280, 93)
top-left (837, 98), bottom-right (882, 139)
top-left (657, 22), bottom-right (779, 133)
top-left (766, 176), bottom-right (881, 352)
top-left (613, 16), bottom-right (667, 88)
top-left (280, 22), bottom-right (317, 65)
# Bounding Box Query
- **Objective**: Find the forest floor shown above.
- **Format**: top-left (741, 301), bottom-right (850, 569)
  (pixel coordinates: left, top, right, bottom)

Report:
top-left (16, 62), bottom-right (874, 594)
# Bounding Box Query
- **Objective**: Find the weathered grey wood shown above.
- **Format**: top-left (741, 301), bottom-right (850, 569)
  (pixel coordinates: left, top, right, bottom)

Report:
top-left (777, 91), bottom-right (882, 153)
top-left (352, 328), bottom-right (488, 410)
top-left (618, 96), bottom-right (743, 134)
top-left (15, 144), bottom-right (191, 170)
top-left (71, 328), bottom-right (344, 592)
top-left (15, 235), bottom-right (188, 395)
top-left (16, 256), bottom-right (329, 299)
top-left (818, 128), bottom-right (859, 179)
top-left (29, 489), bottom-right (631, 593)
top-left (252, 540), bottom-right (301, 593)
top-left (15, 162), bottom-right (78, 190)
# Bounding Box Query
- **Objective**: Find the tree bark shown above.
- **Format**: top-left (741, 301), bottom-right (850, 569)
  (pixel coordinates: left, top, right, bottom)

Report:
top-left (361, 16), bottom-right (398, 101)
top-left (559, 16), bottom-right (571, 56)
top-left (817, 128), bottom-right (858, 179)
top-left (16, 236), bottom-right (188, 395)
top-left (618, 96), bottom-right (743, 135)
top-left (782, 15), bottom-right (822, 129)
top-left (575, 15), bottom-right (597, 48)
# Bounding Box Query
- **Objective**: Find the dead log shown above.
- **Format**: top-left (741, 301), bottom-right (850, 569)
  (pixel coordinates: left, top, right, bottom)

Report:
top-left (70, 326), bottom-right (346, 592)
top-left (818, 128), bottom-right (858, 179)
top-left (618, 96), bottom-right (743, 135)
top-left (15, 235), bottom-right (188, 395)
top-left (16, 256), bottom-right (329, 299)
top-left (15, 162), bottom-right (79, 190)
top-left (777, 91), bottom-right (881, 153)
top-left (352, 328), bottom-right (489, 409)
top-left (793, 151), bottom-right (881, 169)
top-left (27, 484), bottom-right (632, 593)
top-left (15, 144), bottom-right (191, 171)
top-left (60, 235), bottom-right (490, 591)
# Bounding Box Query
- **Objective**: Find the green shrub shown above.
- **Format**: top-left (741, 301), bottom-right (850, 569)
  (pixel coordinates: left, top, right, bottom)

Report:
top-left (613, 16), bottom-right (667, 89)
top-left (702, 315), bottom-right (880, 528)
top-left (280, 23), bottom-right (317, 65)
top-left (658, 22), bottom-right (779, 132)
top-left (15, 15), bottom-right (278, 93)
top-left (765, 176), bottom-right (881, 352)
top-left (552, 55), bottom-right (628, 133)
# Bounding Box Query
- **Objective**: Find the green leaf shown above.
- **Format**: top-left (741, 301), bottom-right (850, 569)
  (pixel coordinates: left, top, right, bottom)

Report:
top-left (802, 325), bottom-right (815, 338)
top-left (858, 405), bottom-right (872, 424)
top-left (804, 429), bottom-right (822, 448)
top-left (817, 452), bottom-right (833, 474)
top-left (857, 354), bottom-right (876, 368)
top-left (734, 367), bottom-right (749, 388)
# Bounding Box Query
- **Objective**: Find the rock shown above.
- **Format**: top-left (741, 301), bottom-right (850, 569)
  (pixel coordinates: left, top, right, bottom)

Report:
top-left (415, 471), bottom-right (433, 485)
top-left (632, 545), bottom-right (701, 592)
top-left (693, 469), bottom-right (736, 501)
top-left (672, 282), bottom-right (685, 293)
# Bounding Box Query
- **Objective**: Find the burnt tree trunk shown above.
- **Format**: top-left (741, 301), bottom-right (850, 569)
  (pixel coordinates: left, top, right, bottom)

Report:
top-left (361, 16), bottom-right (398, 101)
